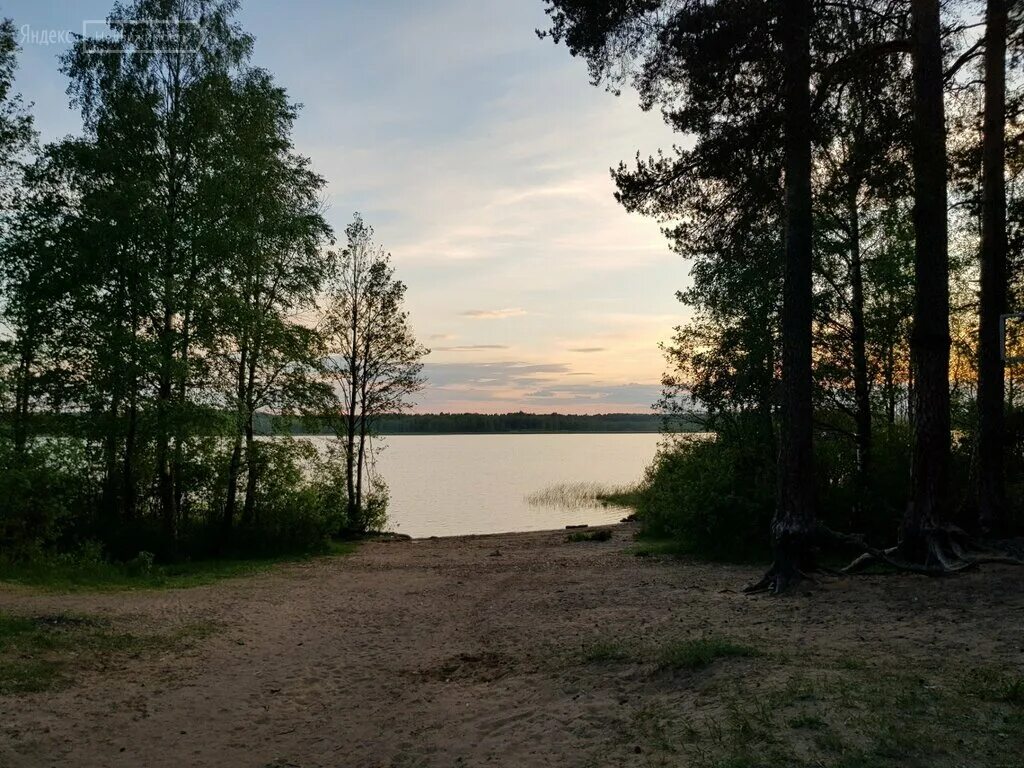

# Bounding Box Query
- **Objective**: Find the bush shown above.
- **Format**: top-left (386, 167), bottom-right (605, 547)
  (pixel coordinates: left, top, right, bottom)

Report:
top-left (0, 441), bottom-right (99, 560)
top-left (635, 419), bottom-right (775, 561)
top-left (231, 439), bottom-right (347, 555)
top-left (633, 417), bottom-right (929, 562)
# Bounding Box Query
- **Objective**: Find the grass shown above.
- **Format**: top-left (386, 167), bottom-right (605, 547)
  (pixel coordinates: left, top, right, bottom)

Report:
top-left (566, 529), bottom-right (614, 543)
top-left (0, 540), bottom-right (358, 593)
top-left (580, 639), bottom-right (633, 663)
top-left (627, 535), bottom-right (771, 566)
top-left (628, 538), bottom-right (695, 559)
top-left (656, 638), bottom-right (760, 671)
top-left (580, 634), bottom-right (759, 672)
top-left (526, 481), bottom-right (642, 511)
top-left (595, 483), bottom-right (645, 509)
top-left (0, 612), bottom-right (215, 695)
top-left (601, 651), bottom-right (1024, 768)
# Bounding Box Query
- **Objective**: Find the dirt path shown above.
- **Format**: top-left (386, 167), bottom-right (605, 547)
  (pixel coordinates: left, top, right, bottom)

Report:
top-left (1, 525), bottom-right (1022, 768)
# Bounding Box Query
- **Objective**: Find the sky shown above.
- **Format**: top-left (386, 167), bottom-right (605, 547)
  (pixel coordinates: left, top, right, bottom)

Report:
top-left (3, 0), bottom-right (690, 414)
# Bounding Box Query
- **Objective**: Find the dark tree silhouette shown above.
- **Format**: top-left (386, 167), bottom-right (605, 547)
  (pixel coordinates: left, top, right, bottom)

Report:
top-left (747, 0), bottom-right (816, 593)
top-left (977, 0), bottom-right (1009, 533)
top-left (903, 0), bottom-right (952, 560)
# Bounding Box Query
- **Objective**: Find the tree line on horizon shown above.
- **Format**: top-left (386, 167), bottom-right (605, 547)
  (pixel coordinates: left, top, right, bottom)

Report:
top-left (259, 411), bottom-right (677, 435)
top-left (543, 0), bottom-right (1024, 589)
top-left (0, 1), bottom-right (426, 564)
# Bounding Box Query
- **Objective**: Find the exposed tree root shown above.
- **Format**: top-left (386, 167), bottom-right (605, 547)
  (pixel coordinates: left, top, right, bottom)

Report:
top-left (743, 567), bottom-right (815, 595)
top-left (819, 525), bottom-right (1024, 576)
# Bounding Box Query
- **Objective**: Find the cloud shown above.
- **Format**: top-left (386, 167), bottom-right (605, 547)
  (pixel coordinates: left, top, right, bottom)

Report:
top-left (568, 347), bottom-right (606, 353)
top-left (433, 344), bottom-right (510, 352)
top-left (413, 361), bottom-right (658, 413)
top-left (460, 308), bottom-right (528, 320)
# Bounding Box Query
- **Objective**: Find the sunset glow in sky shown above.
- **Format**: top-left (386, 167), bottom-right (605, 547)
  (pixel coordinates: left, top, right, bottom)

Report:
top-left (6, 0), bottom-right (691, 413)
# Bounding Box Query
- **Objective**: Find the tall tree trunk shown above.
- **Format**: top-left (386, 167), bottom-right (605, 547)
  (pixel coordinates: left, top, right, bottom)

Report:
top-left (345, 300), bottom-right (360, 530)
top-left (241, 354), bottom-right (259, 526)
top-left (904, 0), bottom-right (951, 556)
top-left (884, 342), bottom-right (897, 429)
top-left (157, 301), bottom-right (175, 538)
top-left (122, 381), bottom-right (138, 521)
top-left (12, 344), bottom-right (33, 458)
top-left (223, 344), bottom-right (249, 535)
top-left (173, 305), bottom-right (190, 528)
top-left (848, 182), bottom-right (872, 522)
top-left (355, 418), bottom-right (367, 532)
top-left (977, 0), bottom-right (1008, 533)
top-left (754, 0), bottom-right (816, 592)
top-left (102, 392), bottom-right (122, 514)
top-left (241, 415), bottom-right (258, 526)
top-left (224, 435), bottom-right (243, 534)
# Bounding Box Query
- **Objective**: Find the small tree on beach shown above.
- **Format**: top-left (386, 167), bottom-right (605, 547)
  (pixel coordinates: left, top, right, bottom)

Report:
top-left (322, 216), bottom-right (427, 533)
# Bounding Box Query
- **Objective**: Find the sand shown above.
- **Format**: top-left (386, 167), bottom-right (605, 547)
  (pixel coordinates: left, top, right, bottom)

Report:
top-left (1, 524), bottom-right (1022, 767)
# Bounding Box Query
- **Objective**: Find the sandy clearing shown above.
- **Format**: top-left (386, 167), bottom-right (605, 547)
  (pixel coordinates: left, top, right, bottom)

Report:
top-left (1, 524), bottom-right (1022, 768)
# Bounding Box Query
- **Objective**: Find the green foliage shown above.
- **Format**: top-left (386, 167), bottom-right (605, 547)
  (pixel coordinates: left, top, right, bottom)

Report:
top-left (631, 420), bottom-right (937, 562)
top-left (234, 440), bottom-right (347, 553)
top-left (0, 541), bottom-right (356, 592)
top-left (0, 2), bottom-right (430, 569)
top-left (0, 441), bottom-right (98, 559)
top-left (655, 638), bottom-right (759, 671)
top-left (634, 424), bottom-right (775, 562)
top-left (566, 528), bottom-right (613, 543)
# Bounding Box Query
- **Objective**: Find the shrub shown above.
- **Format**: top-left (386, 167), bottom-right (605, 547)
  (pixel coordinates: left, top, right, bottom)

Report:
top-left (566, 528), bottom-right (613, 543)
top-left (0, 441), bottom-right (98, 560)
top-left (635, 419), bottom-right (774, 561)
top-left (633, 417), bottom-right (929, 562)
top-left (232, 439), bottom-right (347, 555)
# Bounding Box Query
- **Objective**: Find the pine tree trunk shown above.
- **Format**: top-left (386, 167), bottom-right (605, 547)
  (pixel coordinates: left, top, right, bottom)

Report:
top-left (848, 183), bottom-right (872, 522)
top-left (765, 0), bottom-right (816, 589)
top-left (904, 0), bottom-right (951, 555)
top-left (977, 0), bottom-right (1008, 533)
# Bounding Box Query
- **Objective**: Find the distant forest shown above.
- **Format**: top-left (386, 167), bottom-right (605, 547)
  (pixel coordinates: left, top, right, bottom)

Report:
top-left (256, 412), bottom-right (691, 435)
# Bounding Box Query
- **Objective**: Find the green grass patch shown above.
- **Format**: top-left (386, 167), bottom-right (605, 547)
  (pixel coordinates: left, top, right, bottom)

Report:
top-left (580, 639), bottom-right (633, 663)
top-left (566, 529), bottom-right (613, 543)
top-left (595, 484), bottom-right (645, 509)
top-left (607, 654), bottom-right (1024, 768)
top-left (655, 637), bottom-right (759, 671)
top-left (628, 538), bottom-right (694, 559)
top-left (0, 540), bottom-right (357, 593)
top-left (788, 713), bottom-right (827, 730)
top-left (0, 612), bottom-right (214, 694)
top-left (579, 634), bottom-right (758, 673)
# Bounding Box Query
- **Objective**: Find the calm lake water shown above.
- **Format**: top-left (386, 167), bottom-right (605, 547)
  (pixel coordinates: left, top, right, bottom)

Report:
top-left (310, 433), bottom-right (663, 538)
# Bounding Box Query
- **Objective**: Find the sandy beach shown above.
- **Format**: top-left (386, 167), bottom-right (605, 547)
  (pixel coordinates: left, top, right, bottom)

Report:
top-left (1, 525), bottom-right (1022, 768)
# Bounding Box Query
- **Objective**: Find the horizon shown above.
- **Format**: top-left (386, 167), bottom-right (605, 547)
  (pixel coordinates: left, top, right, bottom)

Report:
top-left (3, 0), bottom-right (690, 414)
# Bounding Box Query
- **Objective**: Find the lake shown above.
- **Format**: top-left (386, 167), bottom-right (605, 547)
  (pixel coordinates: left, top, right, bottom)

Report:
top-left (310, 433), bottom-right (663, 538)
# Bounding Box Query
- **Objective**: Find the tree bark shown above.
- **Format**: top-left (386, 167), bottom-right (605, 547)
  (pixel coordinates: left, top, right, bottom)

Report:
top-left (760, 0), bottom-right (816, 590)
top-left (223, 344), bottom-right (249, 535)
top-left (241, 415), bottom-right (257, 526)
top-left (904, 0), bottom-right (951, 556)
top-left (977, 0), bottom-right (1008, 533)
top-left (12, 344), bottom-right (33, 458)
top-left (848, 182), bottom-right (872, 523)
top-left (345, 287), bottom-right (360, 530)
